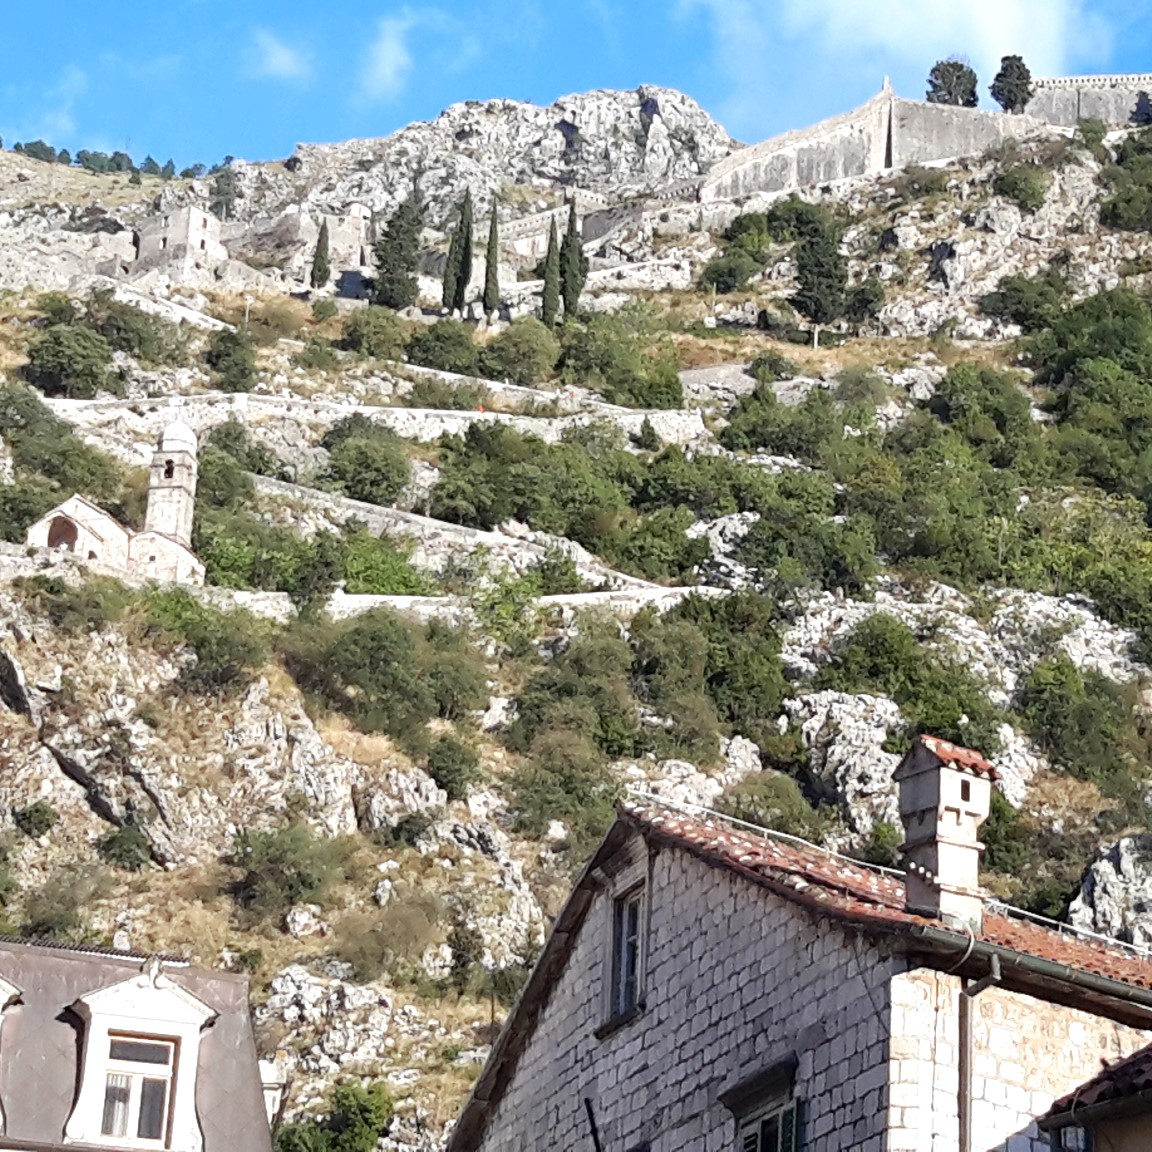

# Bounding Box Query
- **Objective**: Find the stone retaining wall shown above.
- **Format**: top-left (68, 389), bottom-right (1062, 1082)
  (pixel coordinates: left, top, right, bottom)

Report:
top-left (1029, 74), bottom-right (1152, 127)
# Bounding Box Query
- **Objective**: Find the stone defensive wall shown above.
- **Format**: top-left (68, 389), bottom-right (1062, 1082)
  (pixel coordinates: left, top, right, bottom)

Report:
top-left (46, 393), bottom-right (708, 460)
top-left (1028, 74), bottom-right (1152, 128)
top-left (699, 89), bottom-right (1050, 203)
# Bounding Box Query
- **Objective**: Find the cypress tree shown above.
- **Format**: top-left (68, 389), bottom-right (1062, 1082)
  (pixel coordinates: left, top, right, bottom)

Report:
top-left (483, 209), bottom-right (500, 317)
top-left (542, 219), bottom-right (560, 328)
top-left (559, 201), bottom-right (587, 317)
top-left (454, 189), bottom-right (474, 314)
top-left (310, 219), bottom-right (331, 289)
top-left (990, 55), bottom-right (1034, 114)
top-left (372, 197), bottom-right (422, 310)
top-left (792, 224), bottom-right (847, 348)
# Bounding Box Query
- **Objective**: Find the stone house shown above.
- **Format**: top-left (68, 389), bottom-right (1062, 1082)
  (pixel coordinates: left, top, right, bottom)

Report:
top-left (133, 207), bottom-right (229, 276)
top-left (450, 736), bottom-right (1152, 1152)
top-left (0, 938), bottom-right (273, 1151)
top-left (26, 421), bottom-right (205, 585)
top-left (1039, 1042), bottom-right (1152, 1150)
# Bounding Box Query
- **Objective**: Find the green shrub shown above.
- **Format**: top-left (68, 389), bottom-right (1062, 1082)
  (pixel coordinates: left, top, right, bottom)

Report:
top-left (715, 773), bottom-right (831, 841)
top-left (37, 292), bottom-right (79, 326)
top-left (979, 269), bottom-right (1067, 332)
top-left (892, 164), bottom-right (950, 200)
top-left (323, 435), bottom-right (409, 507)
top-left (84, 290), bottom-right (182, 364)
top-left (857, 820), bottom-right (902, 868)
top-left (294, 339), bottom-right (339, 371)
top-left (761, 196), bottom-right (841, 242)
top-left (283, 609), bottom-right (485, 743)
top-left (205, 419), bottom-right (282, 477)
top-left (340, 530), bottom-right (434, 595)
top-left (20, 868), bottom-right (96, 941)
top-left (559, 310), bottom-right (682, 409)
top-left (341, 307), bottom-right (408, 360)
top-left (17, 575), bottom-right (136, 633)
top-left (195, 445), bottom-right (256, 510)
top-left (145, 590), bottom-right (268, 694)
top-left (408, 319), bottom-right (480, 375)
top-left (14, 800), bottom-right (57, 838)
top-left (404, 376), bottom-right (487, 410)
top-left (447, 919), bottom-right (484, 992)
top-left (699, 250), bottom-right (760, 293)
top-left (1077, 117), bottom-right (1108, 152)
top-left (480, 317), bottom-right (560, 385)
top-left (426, 736), bottom-right (481, 801)
top-left (748, 351), bottom-right (800, 383)
top-left (275, 1084), bottom-right (393, 1152)
top-left (97, 824), bottom-right (152, 871)
top-left (228, 824), bottom-right (352, 921)
top-left (206, 329), bottom-right (257, 392)
top-left (993, 164), bottom-right (1050, 213)
top-left (813, 614), bottom-right (1004, 755)
top-left (24, 325), bottom-right (114, 398)
top-left (845, 277), bottom-right (885, 323)
top-left (312, 298), bottom-right (339, 323)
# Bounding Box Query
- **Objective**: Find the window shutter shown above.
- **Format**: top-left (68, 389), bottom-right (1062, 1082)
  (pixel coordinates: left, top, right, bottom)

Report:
top-left (779, 1103), bottom-right (796, 1152)
top-left (741, 1128), bottom-right (760, 1152)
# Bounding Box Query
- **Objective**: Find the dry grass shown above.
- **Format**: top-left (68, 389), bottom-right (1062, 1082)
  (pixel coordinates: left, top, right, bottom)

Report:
top-left (0, 152), bottom-right (178, 212)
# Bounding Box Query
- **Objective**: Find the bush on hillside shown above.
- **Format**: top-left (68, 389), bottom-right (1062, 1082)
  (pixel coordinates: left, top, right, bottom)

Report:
top-left (24, 325), bottom-right (114, 398)
top-left (322, 426), bottom-right (410, 507)
top-left (559, 310), bottom-right (682, 409)
top-left (426, 735), bottom-right (481, 801)
top-left (993, 164), bottom-right (1050, 213)
top-left (205, 419), bottom-right (283, 477)
top-left (274, 1084), bottom-right (393, 1152)
top-left (206, 329), bottom-right (257, 392)
top-left (341, 307), bottom-right (408, 360)
top-left (699, 250), bottom-right (760, 294)
top-left (715, 773), bottom-right (832, 842)
top-left (479, 317), bottom-right (560, 384)
top-left (14, 801), bottom-right (57, 839)
top-left (407, 319), bottom-right (480, 376)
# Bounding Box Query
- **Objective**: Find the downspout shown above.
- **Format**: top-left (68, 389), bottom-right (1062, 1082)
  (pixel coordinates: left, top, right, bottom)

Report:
top-left (958, 955), bottom-right (1001, 1152)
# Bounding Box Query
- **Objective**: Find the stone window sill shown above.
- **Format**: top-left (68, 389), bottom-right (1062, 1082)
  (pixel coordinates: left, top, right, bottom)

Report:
top-left (594, 1003), bottom-right (644, 1040)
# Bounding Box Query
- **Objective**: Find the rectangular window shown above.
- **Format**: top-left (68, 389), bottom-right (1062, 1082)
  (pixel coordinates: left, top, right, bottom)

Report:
top-left (101, 1035), bottom-right (176, 1145)
top-left (738, 1101), bottom-right (801, 1152)
top-left (611, 890), bottom-right (642, 1019)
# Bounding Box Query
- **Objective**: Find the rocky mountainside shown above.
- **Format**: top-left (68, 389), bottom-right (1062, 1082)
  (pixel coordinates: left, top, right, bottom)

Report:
top-left (3, 81), bottom-right (1152, 1150)
top-left (232, 86), bottom-right (736, 229)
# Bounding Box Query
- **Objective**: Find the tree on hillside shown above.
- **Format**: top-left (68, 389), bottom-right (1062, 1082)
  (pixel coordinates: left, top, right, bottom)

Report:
top-left (542, 219), bottom-right (561, 328)
top-left (483, 209), bottom-right (501, 317)
top-left (210, 166), bottom-right (240, 221)
top-left (991, 55), bottom-right (1034, 114)
top-left (371, 197), bottom-right (422, 311)
top-left (141, 156), bottom-right (161, 176)
top-left (442, 189), bottom-right (474, 314)
top-left (560, 200), bottom-right (588, 317)
top-left (927, 59), bottom-right (979, 107)
top-left (311, 219), bottom-right (331, 289)
top-left (161, 159), bottom-right (176, 180)
top-left (792, 226), bottom-right (847, 348)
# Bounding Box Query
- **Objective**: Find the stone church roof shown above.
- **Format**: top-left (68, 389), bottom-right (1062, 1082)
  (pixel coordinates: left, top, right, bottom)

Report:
top-left (449, 796), bottom-right (1152, 1152)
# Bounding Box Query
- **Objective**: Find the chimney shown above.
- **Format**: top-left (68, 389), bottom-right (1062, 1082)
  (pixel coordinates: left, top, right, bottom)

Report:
top-left (895, 735), bottom-right (996, 932)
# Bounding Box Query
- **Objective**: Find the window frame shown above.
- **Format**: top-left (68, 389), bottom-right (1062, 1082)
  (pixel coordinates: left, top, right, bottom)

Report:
top-left (100, 1032), bottom-right (179, 1148)
top-left (610, 887), bottom-right (643, 1021)
top-left (737, 1096), bottom-right (802, 1152)
top-left (594, 849), bottom-right (650, 1039)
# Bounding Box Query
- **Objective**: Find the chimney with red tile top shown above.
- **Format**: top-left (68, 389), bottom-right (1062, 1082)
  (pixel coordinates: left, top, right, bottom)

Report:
top-left (895, 735), bottom-right (996, 932)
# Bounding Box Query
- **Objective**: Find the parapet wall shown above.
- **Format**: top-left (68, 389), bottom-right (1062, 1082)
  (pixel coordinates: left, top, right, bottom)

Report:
top-left (699, 89), bottom-right (1051, 204)
top-left (1028, 74), bottom-right (1152, 128)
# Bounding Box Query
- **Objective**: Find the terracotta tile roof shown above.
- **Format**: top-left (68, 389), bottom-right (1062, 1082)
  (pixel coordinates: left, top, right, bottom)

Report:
top-left (621, 802), bottom-right (1152, 990)
top-left (1042, 1042), bottom-right (1152, 1124)
top-left (918, 734), bottom-right (997, 779)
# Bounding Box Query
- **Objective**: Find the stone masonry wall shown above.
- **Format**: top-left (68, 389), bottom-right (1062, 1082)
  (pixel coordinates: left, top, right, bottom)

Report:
top-left (1028, 75), bottom-right (1152, 128)
top-left (888, 969), bottom-right (1152, 1152)
top-left (475, 835), bottom-right (899, 1152)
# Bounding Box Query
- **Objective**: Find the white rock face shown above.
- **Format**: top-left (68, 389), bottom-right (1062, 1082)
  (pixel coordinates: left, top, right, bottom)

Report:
top-left (235, 86), bottom-right (735, 229)
top-left (1069, 837), bottom-right (1152, 948)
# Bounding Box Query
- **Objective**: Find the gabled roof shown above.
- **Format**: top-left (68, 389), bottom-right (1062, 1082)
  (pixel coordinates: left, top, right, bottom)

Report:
top-left (449, 800), bottom-right (1152, 1152)
top-left (1040, 1043), bottom-right (1152, 1130)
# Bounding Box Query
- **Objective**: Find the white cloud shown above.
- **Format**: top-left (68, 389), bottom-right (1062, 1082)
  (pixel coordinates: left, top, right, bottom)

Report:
top-left (684, 0), bottom-right (1114, 139)
top-left (251, 28), bottom-right (312, 82)
top-left (359, 11), bottom-right (421, 102)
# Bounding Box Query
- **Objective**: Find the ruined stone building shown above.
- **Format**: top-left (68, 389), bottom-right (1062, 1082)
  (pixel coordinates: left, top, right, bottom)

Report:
top-left (451, 736), bottom-right (1152, 1152)
top-left (0, 938), bottom-right (273, 1151)
top-left (135, 206), bottom-right (229, 272)
top-left (26, 421), bottom-right (205, 585)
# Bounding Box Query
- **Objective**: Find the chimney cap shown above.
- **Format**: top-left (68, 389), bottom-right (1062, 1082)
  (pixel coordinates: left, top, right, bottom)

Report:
top-left (898, 734), bottom-right (998, 782)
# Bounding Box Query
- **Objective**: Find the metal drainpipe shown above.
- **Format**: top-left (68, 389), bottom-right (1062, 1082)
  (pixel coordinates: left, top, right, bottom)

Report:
top-left (958, 955), bottom-right (1001, 1152)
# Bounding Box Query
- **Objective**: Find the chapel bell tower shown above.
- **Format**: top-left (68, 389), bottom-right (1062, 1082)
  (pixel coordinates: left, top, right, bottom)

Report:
top-left (145, 421), bottom-right (199, 548)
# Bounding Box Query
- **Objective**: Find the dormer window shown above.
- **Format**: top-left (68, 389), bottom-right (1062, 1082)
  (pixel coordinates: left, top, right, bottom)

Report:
top-left (103, 1035), bottom-right (176, 1143)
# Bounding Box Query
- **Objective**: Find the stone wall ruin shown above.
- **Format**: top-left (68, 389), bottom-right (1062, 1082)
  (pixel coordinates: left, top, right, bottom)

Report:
top-left (1027, 74), bottom-right (1152, 128)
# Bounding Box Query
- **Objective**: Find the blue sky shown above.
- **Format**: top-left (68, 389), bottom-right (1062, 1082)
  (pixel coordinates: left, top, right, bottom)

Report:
top-left (2, 0), bottom-right (1150, 166)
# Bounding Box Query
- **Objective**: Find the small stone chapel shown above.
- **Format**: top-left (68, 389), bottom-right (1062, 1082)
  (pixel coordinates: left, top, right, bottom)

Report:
top-left (26, 420), bottom-right (206, 585)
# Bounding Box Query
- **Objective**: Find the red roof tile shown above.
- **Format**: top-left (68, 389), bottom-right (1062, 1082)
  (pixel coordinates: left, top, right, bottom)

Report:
top-left (918, 735), bottom-right (998, 779)
top-left (621, 802), bottom-right (1152, 990)
top-left (1043, 1042), bottom-right (1152, 1122)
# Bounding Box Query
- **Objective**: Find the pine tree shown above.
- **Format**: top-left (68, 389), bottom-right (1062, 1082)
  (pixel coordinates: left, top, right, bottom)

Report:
top-left (926, 59), bottom-right (979, 107)
top-left (792, 225), bottom-right (847, 348)
top-left (542, 219), bottom-right (560, 328)
top-left (161, 159), bottom-right (176, 180)
top-left (372, 197), bottom-right (423, 311)
top-left (559, 201), bottom-right (587, 317)
top-left (991, 55), bottom-right (1034, 114)
top-left (483, 209), bottom-right (501, 317)
top-left (311, 219), bottom-right (331, 289)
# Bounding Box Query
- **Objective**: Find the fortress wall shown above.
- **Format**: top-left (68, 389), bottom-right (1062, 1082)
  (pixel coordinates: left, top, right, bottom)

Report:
top-left (890, 99), bottom-right (1050, 166)
top-left (700, 93), bottom-right (890, 203)
top-left (1028, 75), bottom-right (1152, 127)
